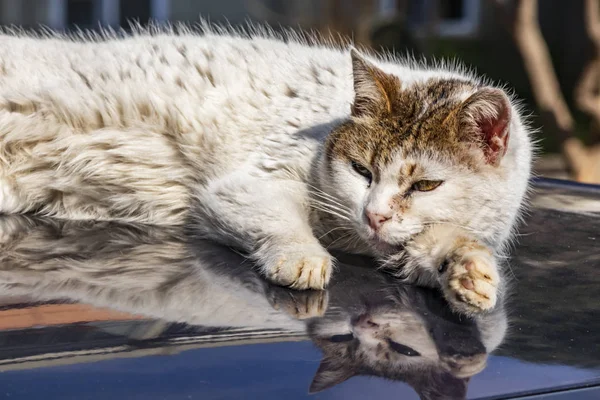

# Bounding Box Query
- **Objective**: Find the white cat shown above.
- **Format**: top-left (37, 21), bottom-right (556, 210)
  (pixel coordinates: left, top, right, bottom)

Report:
top-left (0, 24), bottom-right (533, 314)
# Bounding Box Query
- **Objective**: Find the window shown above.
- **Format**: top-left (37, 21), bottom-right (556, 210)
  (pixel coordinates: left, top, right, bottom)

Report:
top-left (440, 0), bottom-right (465, 21)
top-left (437, 0), bottom-right (480, 37)
top-left (66, 0), bottom-right (98, 29)
top-left (50, 0), bottom-right (170, 30)
top-left (119, 0), bottom-right (151, 29)
top-left (378, 0), bottom-right (397, 18)
top-left (404, 0), bottom-right (481, 38)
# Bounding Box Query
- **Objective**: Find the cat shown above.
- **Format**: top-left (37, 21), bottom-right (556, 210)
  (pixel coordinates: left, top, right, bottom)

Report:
top-left (0, 215), bottom-right (507, 399)
top-left (0, 23), bottom-right (534, 314)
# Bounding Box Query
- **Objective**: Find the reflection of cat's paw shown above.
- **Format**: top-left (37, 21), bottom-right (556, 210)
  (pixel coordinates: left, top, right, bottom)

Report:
top-left (442, 352), bottom-right (488, 378)
top-left (263, 245), bottom-right (333, 290)
top-left (443, 245), bottom-right (499, 315)
top-left (267, 286), bottom-right (328, 319)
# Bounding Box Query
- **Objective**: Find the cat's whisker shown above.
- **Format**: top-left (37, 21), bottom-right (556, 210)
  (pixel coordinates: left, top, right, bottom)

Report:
top-left (414, 199), bottom-right (501, 239)
top-left (421, 221), bottom-right (487, 236)
top-left (309, 204), bottom-right (352, 221)
top-left (465, 199), bottom-right (498, 226)
top-left (504, 262), bottom-right (517, 281)
top-left (305, 183), bottom-right (343, 202)
top-left (307, 189), bottom-right (351, 211)
top-left (310, 198), bottom-right (351, 214)
top-left (345, 231), bottom-right (366, 250)
top-left (307, 187), bottom-right (346, 204)
top-left (325, 231), bottom-right (356, 250)
top-left (513, 232), bottom-right (535, 237)
top-left (318, 226), bottom-right (353, 240)
top-left (309, 204), bottom-right (351, 222)
top-left (306, 186), bottom-right (353, 212)
top-left (309, 198), bottom-right (353, 218)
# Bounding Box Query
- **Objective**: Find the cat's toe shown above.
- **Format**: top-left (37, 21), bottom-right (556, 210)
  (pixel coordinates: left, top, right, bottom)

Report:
top-left (290, 255), bottom-right (332, 290)
top-left (265, 249), bottom-right (333, 290)
top-left (443, 248), bottom-right (499, 315)
top-left (267, 287), bottom-right (329, 319)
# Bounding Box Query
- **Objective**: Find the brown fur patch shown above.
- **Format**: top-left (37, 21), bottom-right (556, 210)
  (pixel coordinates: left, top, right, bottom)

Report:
top-left (326, 75), bottom-right (486, 178)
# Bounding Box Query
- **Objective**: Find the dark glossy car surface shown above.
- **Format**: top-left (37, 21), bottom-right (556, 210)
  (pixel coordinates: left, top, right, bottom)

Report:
top-left (0, 178), bottom-right (598, 399)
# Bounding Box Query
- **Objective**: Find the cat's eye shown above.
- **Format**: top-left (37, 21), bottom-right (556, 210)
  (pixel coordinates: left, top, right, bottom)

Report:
top-left (351, 161), bottom-right (373, 184)
top-left (387, 340), bottom-right (421, 356)
top-left (328, 333), bottom-right (355, 343)
top-left (411, 180), bottom-right (443, 192)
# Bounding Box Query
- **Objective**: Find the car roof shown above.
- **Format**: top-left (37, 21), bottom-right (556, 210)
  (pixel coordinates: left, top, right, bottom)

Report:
top-left (0, 178), bottom-right (598, 399)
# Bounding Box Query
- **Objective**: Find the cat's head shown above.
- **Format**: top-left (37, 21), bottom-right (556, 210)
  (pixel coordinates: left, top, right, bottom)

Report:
top-left (306, 285), bottom-right (502, 399)
top-left (321, 50), bottom-right (519, 255)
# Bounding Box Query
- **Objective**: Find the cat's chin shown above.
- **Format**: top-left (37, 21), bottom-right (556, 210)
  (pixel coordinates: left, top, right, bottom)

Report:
top-left (360, 228), bottom-right (405, 256)
top-left (367, 236), bottom-right (403, 256)
top-left (363, 226), bottom-right (411, 256)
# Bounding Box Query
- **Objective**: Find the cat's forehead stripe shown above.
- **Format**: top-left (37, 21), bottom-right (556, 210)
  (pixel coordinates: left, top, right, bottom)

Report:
top-left (400, 162), bottom-right (417, 177)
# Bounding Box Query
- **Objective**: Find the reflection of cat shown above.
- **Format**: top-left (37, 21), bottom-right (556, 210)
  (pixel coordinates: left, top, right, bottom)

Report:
top-left (0, 216), bottom-right (506, 399)
top-left (306, 259), bottom-right (507, 399)
top-left (0, 215), bottom-right (307, 330)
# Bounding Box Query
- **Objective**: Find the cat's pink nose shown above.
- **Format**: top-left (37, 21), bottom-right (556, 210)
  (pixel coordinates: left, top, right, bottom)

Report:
top-left (366, 211), bottom-right (390, 230)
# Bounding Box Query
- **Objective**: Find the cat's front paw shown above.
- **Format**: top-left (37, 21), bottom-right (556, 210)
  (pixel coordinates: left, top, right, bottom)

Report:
top-left (262, 244), bottom-right (333, 290)
top-left (441, 245), bottom-right (499, 315)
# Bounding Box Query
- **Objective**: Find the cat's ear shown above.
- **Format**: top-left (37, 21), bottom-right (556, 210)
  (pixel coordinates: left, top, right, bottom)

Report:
top-left (350, 49), bottom-right (401, 118)
top-left (459, 87), bottom-right (512, 166)
top-left (309, 356), bottom-right (356, 393)
top-left (404, 369), bottom-right (470, 400)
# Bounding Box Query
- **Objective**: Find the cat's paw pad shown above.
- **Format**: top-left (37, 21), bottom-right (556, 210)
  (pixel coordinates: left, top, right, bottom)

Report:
top-left (444, 248), bottom-right (499, 315)
top-left (267, 287), bottom-right (329, 319)
top-left (264, 247), bottom-right (333, 290)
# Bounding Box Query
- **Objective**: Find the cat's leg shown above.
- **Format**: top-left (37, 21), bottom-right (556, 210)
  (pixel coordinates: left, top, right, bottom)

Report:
top-left (194, 173), bottom-right (333, 290)
top-left (395, 225), bottom-right (501, 315)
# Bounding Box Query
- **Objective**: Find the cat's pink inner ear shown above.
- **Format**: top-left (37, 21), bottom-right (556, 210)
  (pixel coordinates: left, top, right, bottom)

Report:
top-left (462, 88), bottom-right (511, 166)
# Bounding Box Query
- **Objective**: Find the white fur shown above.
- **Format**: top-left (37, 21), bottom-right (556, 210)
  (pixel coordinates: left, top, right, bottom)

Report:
top-left (0, 24), bottom-right (534, 305)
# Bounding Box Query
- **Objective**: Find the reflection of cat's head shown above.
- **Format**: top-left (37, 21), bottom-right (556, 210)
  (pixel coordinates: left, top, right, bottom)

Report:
top-left (307, 281), bottom-right (506, 399)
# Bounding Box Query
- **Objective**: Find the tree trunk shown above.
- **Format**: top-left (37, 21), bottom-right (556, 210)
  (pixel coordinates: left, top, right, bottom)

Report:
top-left (495, 0), bottom-right (600, 183)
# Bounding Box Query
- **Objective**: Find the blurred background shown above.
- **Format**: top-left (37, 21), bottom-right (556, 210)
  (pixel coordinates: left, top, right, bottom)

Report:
top-left (1, 0), bottom-right (600, 183)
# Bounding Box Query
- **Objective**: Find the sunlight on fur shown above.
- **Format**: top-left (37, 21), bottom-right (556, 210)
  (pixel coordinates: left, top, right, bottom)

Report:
top-left (0, 21), bottom-right (533, 315)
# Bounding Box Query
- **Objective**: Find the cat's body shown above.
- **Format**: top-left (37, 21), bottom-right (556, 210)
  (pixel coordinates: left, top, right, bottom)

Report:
top-left (0, 25), bottom-right (534, 314)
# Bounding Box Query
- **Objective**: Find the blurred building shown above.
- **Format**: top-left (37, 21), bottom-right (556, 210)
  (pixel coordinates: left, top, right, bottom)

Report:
top-left (0, 0), bottom-right (479, 36)
top-left (0, 0), bottom-right (594, 154)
